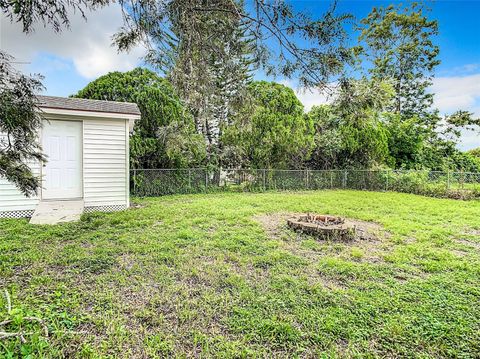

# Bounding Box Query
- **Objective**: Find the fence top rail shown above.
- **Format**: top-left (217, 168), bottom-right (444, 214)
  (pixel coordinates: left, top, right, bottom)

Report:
top-left (131, 168), bottom-right (480, 176)
top-left (132, 168), bottom-right (207, 171)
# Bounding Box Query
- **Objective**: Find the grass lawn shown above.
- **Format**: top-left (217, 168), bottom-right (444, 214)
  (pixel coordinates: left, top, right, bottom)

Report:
top-left (1, 190), bottom-right (480, 358)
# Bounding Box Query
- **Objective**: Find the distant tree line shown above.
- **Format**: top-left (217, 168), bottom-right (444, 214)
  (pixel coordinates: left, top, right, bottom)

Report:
top-left (75, 69), bottom-right (480, 172)
top-left (74, 2), bottom-right (480, 172)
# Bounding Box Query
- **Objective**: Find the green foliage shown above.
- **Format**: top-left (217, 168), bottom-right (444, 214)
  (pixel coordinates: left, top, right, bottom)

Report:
top-left (0, 51), bottom-right (46, 197)
top-left (358, 2), bottom-right (440, 118)
top-left (308, 79), bottom-right (391, 169)
top-left (356, 3), bottom-right (479, 173)
top-left (111, 0), bottom-right (354, 168)
top-left (74, 68), bottom-right (206, 168)
top-left (384, 114), bottom-right (427, 169)
top-left (339, 120), bottom-right (389, 167)
top-left (469, 147), bottom-right (480, 158)
top-left (445, 150), bottom-right (480, 173)
top-left (306, 105), bottom-right (344, 169)
top-left (381, 170), bottom-right (480, 199)
top-left (222, 81), bottom-right (314, 169)
top-left (132, 167), bottom-right (480, 200)
top-left (382, 111), bottom-right (480, 172)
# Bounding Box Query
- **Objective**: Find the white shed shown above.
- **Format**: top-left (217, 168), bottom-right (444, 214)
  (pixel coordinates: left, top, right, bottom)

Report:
top-left (0, 96), bottom-right (140, 220)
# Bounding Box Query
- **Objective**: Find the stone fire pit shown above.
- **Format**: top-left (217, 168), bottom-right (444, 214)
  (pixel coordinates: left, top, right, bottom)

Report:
top-left (287, 214), bottom-right (356, 240)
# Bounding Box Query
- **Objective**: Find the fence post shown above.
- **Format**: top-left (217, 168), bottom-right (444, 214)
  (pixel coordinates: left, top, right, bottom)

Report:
top-left (133, 169), bottom-right (136, 196)
top-left (343, 170), bottom-right (347, 189)
top-left (447, 170), bottom-right (450, 190)
top-left (263, 169), bottom-right (266, 191)
top-left (205, 169), bottom-right (208, 191)
top-left (188, 169), bottom-right (191, 191)
top-left (330, 171), bottom-right (333, 189)
top-left (305, 169), bottom-right (309, 190)
top-left (385, 170), bottom-right (389, 192)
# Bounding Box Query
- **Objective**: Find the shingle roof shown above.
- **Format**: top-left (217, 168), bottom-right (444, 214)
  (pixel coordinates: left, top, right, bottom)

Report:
top-left (37, 95), bottom-right (141, 116)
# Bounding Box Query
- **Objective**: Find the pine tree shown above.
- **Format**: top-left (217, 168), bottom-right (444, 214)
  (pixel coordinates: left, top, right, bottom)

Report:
top-left (166, 0), bottom-right (254, 166)
top-left (358, 2), bottom-right (440, 119)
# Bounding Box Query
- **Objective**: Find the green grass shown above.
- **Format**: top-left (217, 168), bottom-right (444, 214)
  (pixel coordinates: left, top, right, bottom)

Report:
top-left (1, 190), bottom-right (480, 358)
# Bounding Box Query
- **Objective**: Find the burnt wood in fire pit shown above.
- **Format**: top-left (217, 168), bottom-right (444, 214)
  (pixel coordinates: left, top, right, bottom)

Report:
top-left (287, 214), bottom-right (356, 240)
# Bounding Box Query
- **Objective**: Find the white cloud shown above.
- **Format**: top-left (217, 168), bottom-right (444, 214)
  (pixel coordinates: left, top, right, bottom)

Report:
top-left (458, 129), bottom-right (479, 151)
top-left (438, 63), bottom-right (480, 77)
top-left (431, 73), bottom-right (480, 117)
top-left (0, 4), bottom-right (144, 79)
top-left (279, 79), bottom-right (333, 112)
top-left (430, 73), bottom-right (480, 150)
top-left (295, 88), bottom-right (332, 112)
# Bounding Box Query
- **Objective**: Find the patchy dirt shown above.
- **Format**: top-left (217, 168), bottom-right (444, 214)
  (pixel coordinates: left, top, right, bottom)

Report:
top-left (255, 212), bottom-right (388, 243)
top-left (457, 239), bottom-right (480, 251)
top-left (152, 220), bottom-right (164, 227)
top-left (117, 253), bottom-right (136, 271)
top-left (456, 228), bottom-right (480, 251)
top-left (462, 228), bottom-right (480, 238)
top-left (254, 212), bottom-right (292, 239)
top-left (130, 202), bottom-right (146, 209)
top-left (254, 212), bottom-right (391, 268)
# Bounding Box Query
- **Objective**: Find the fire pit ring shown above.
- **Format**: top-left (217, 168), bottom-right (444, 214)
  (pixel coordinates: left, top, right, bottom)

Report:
top-left (287, 214), bottom-right (356, 240)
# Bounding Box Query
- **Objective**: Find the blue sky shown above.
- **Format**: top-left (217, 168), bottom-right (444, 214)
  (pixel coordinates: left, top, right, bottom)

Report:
top-left (336, 0), bottom-right (480, 76)
top-left (1, 0), bottom-right (479, 149)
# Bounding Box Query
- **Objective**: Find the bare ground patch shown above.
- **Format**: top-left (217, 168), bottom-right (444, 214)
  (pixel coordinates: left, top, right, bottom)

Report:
top-left (455, 228), bottom-right (480, 251)
top-left (456, 239), bottom-right (480, 251)
top-left (254, 212), bottom-right (390, 255)
top-left (253, 212), bottom-right (394, 289)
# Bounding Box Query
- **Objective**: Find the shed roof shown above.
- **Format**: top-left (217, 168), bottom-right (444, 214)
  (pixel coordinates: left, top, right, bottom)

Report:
top-left (37, 95), bottom-right (141, 116)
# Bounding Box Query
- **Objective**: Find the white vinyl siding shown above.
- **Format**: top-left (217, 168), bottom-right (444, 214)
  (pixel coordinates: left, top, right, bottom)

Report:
top-left (83, 119), bottom-right (128, 207)
top-left (0, 160), bottom-right (40, 212)
top-left (1, 116), bottom-right (132, 218)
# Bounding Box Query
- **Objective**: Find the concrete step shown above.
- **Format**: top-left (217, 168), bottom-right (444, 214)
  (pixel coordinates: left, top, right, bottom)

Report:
top-left (30, 200), bottom-right (84, 225)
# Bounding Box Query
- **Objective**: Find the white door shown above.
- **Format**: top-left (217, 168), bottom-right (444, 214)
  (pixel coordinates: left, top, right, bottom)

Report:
top-left (42, 120), bottom-right (83, 199)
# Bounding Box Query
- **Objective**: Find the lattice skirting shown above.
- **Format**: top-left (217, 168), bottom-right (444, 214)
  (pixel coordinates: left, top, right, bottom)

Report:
top-left (84, 205), bottom-right (127, 213)
top-left (0, 210), bottom-right (35, 219)
top-left (1, 205), bottom-right (127, 219)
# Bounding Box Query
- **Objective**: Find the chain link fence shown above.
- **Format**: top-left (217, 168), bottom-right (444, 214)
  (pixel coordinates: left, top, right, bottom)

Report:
top-left (131, 168), bottom-right (480, 199)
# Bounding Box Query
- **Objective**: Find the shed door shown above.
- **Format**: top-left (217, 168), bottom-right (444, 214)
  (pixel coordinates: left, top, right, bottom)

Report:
top-left (42, 120), bottom-right (83, 200)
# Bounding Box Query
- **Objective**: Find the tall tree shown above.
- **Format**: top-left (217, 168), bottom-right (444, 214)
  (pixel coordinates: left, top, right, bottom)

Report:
top-left (358, 2), bottom-right (440, 119)
top-left (74, 68), bottom-right (206, 169)
top-left (221, 81), bottom-right (314, 169)
top-left (113, 0), bottom-right (353, 167)
top-left (114, 0), bottom-right (353, 91)
top-left (383, 114), bottom-right (427, 169)
top-left (419, 110), bottom-right (480, 171)
top-left (307, 79), bottom-right (393, 169)
top-left (165, 1), bottom-right (254, 165)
